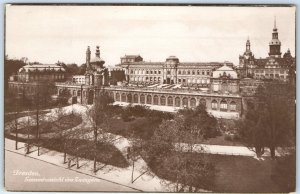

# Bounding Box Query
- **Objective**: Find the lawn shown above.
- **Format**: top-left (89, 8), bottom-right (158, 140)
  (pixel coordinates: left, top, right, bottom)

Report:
top-left (200, 134), bottom-right (244, 146)
top-left (4, 110), bottom-right (51, 123)
top-left (105, 116), bottom-right (157, 139)
top-left (10, 114), bottom-right (82, 135)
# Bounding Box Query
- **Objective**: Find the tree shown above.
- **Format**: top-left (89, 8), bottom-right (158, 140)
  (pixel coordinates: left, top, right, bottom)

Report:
top-left (178, 104), bottom-right (218, 139)
top-left (85, 89), bottom-right (115, 172)
top-left (57, 88), bottom-right (71, 106)
top-left (29, 82), bottom-right (56, 156)
top-left (78, 63), bottom-right (87, 75)
top-left (4, 56), bottom-right (27, 90)
top-left (140, 113), bottom-right (216, 191)
top-left (239, 82), bottom-right (295, 158)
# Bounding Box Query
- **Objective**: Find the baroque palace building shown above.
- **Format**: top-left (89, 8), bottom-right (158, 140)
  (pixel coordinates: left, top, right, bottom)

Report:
top-left (8, 45), bottom-right (242, 118)
top-left (8, 20), bottom-right (293, 119)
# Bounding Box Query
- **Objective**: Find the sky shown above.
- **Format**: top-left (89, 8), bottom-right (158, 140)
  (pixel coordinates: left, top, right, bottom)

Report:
top-left (5, 5), bottom-right (296, 67)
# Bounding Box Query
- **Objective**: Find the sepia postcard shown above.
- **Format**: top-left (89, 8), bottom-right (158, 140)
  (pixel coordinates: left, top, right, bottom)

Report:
top-left (4, 4), bottom-right (296, 192)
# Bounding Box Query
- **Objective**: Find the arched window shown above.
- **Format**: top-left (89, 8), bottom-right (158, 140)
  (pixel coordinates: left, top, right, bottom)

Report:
top-left (133, 94), bottom-right (139, 103)
top-left (178, 70), bottom-right (181, 75)
top-left (200, 98), bottom-right (206, 107)
top-left (77, 90), bottom-right (81, 96)
top-left (158, 71), bottom-right (161, 74)
top-left (192, 70), bottom-right (195, 75)
top-left (175, 97), bottom-right (181, 107)
top-left (220, 100), bottom-right (227, 111)
top-left (146, 70), bottom-right (149, 74)
top-left (150, 71), bottom-right (153, 74)
top-left (140, 94), bottom-right (145, 104)
top-left (182, 97), bottom-right (188, 107)
top-left (197, 70), bottom-right (200, 75)
top-left (116, 93), bottom-right (120, 101)
top-left (127, 94), bottom-right (132, 103)
top-left (153, 95), bottom-right (159, 105)
top-left (154, 71), bottom-right (157, 74)
top-left (187, 70), bottom-right (191, 75)
top-left (147, 95), bottom-right (152, 104)
top-left (211, 100), bottom-right (218, 110)
top-left (190, 98), bottom-right (196, 108)
top-left (167, 96), bottom-right (173, 106)
top-left (160, 96), bottom-right (166, 105)
top-left (121, 93), bottom-right (126, 102)
top-left (230, 101), bottom-right (237, 111)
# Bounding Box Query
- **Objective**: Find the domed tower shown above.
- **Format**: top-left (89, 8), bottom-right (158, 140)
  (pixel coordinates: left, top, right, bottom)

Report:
top-left (269, 17), bottom-right (281, 58)
top-left (90, 46), bottom-right (105, 70)
top-left (163, 56), bottom-right (179, 84)
top-left (85, 46), bottom-right (109, 86)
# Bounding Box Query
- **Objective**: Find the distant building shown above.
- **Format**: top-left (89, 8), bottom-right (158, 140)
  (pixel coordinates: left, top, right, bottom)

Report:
top-left (10, 64), bottom-right (66, 83)
top-left (238, 18), bottom-right (295, 81)
top-left (117, 55), bottom-right (234, 87)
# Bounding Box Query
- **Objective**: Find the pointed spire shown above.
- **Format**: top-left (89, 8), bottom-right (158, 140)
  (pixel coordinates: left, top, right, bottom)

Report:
top-left (246, 36), bottom-right (250, 45)
top-left (274, 16), bottom-right (277, 30)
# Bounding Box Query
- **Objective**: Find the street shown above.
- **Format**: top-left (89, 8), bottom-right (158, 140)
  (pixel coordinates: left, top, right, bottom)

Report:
top-left (5, 150), bottom-right (139, 192)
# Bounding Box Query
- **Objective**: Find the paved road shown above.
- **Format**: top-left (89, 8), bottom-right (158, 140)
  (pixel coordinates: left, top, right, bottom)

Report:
top-left (5, 150), bottom-right (139, 192)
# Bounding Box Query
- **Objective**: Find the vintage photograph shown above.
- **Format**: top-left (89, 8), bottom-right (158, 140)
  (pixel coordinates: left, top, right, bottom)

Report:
top-left (4, 5), bottom-right (296, 192)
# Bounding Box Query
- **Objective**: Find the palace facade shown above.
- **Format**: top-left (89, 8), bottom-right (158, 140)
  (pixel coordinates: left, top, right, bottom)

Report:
top-left (117, 55), bottom-right (233, 87)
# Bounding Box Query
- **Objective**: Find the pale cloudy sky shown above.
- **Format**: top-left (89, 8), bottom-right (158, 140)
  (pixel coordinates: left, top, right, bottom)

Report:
top-left (6, 5), bottom-right (295, 67)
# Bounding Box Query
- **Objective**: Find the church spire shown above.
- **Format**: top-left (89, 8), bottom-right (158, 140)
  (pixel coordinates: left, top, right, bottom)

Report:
top-left (274, 16), bottom-right (277, 30)
top-left (246, 36), bottom-right (251, 53)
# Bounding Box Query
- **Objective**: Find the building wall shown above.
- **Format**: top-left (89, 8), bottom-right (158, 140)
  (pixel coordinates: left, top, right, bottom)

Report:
top-left (105, 88), bottom-right (242, 114)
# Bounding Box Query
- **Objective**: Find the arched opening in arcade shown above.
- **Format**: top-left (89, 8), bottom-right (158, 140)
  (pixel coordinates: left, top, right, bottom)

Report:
top-left (153, 95), bottom-right (159, 105)
top-left (182, 97), bottom-right (188, 108)
top-left (87, 90), bottom-right (94, 105)
top-left (127, 94), bottom-right (132, 103)
top-left (190, 98), bottom-right (196, 108)
top-left (140, 94), bottom-right (145, 104)
top-left (146, 95), bottom-right (152, 104)
top-left (160, 96), bottom-right (166, 106)
top-left (133, 94), bottom-right (139, 103)
top-left (121, 93), bottom-right (126, 102)
top-left (167, 96), bottom-right (173, 106)
top-left (175, 97), bottom-right (180, 107)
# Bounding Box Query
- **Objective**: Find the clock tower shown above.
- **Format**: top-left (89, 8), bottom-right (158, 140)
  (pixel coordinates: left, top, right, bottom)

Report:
top-left (269, 17), bottom-right (281, 58)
